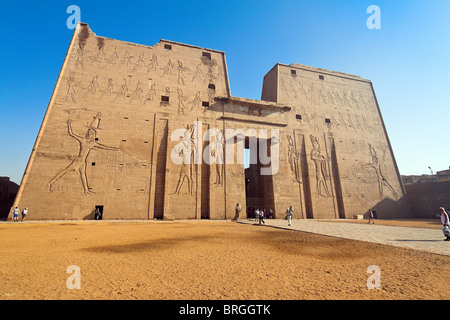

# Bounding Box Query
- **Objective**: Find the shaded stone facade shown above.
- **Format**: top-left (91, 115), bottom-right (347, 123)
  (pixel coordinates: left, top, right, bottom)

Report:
top-left (12, 23), bottom-right (411, 220)
top-left (1, 177), bottom-right (19, 220)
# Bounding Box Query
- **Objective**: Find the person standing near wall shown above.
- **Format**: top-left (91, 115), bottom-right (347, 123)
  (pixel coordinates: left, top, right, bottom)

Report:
top-left (21, 207), bottom-right (28, 221)
top-left (11, 207), bottom-right (19, 222)
top-left (234, 203), bottom-right (242, 220)
top-left (439, 207), bottom-right (449, 241)
top-left (286, 206), bottom-right (293, 226)
top-left (368, 209), bottom-right (375, 224)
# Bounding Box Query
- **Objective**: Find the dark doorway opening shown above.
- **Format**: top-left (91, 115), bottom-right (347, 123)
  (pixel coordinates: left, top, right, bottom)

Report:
top-left (201, 127), bottom-right (210, 219)
top-left (94, 205), bottom-right (104, 220)
top-left (244, 137), bottom-right (275, 219)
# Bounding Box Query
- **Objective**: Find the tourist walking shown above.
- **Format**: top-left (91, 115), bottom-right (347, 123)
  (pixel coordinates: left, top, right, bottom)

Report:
top-left (258, 208), bottom-right (265, 225)
top-left (439, 207), bottom-right (449, 241)
top-left (286, 206), bottom-right (293, 226)
top-left (11, 207), bottom-right (19, 222)
top-left (21, 207), bottom-right (28, 221)
top-left (368, 209), bottom-right (375, 224)
top-left (234, 203), bottom-right (242, 220)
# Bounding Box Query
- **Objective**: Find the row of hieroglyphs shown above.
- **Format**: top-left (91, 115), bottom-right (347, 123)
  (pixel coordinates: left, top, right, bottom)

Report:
top-left (64, 74), bottom-right (215, 115)
top-left (294, 104), bottom-right (384, 138)
top-left (74, 37), bottom-right (224, 84)
top-left (280, 77), bottom-right (377, 113)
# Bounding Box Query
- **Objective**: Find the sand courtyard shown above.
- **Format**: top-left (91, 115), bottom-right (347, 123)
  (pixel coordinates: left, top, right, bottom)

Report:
top-left (0, 218), bottom-right (449, 300)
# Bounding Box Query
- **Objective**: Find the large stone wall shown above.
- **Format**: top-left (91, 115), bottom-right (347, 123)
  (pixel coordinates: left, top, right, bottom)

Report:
top-left (11, 23), bottom-right (411, 220)
top-left (261, 63), bottom-right (411, 219)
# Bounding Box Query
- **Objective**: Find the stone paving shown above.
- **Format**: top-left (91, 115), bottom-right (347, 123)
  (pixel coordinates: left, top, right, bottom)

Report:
top-left (239, 218), bottom-right (450, 256)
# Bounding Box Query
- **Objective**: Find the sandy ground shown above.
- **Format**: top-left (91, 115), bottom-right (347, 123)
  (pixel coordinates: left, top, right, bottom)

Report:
top-left (0, 219), bottom-right (448, 300)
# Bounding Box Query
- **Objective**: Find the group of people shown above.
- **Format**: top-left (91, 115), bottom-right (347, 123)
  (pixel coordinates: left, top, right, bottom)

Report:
top-left (246, 206), bottom-right (294, 226)
top-left (10, 206), bottom-right (28, 222)
top-left (246, 207), bottom-right (274, 224)
top-left (7, 204), bottom-right (450, 241)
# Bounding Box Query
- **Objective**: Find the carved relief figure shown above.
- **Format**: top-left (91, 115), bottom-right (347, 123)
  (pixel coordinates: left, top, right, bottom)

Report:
top-left (317, 87), bottom-right (328, 104)
top-left (104, 47), bottom-right (119, 68)
top-left (177, 60), bottom-right (188, 85)
top-left (89, 40), bottom-right (106, 66)
top-left (208, 87), bottom-right (215, 105)
top-left (191, 64), bottom-right (203, 82)
top-left (129, 81), bottom-right (143, 104)
top-left (100, 78), bottom-right (114, 99)
top-left (287, 135), bottom-right (300, 183)
top-left (84, 75), bottom-right (99, 98)
top-left (190, 91), bottom-right (201, 111)
top-left (132, 53), bottom-right (145, 72)
top-left (297, 81), bottom-right (308, 100)
top-left (350, 91), bottom-right (360, 109)
top-left (206, 65), bottom-right (215, 81)
top-left (48, 117), bottom-right (118, 194)
top-left (65, 77), bottom-right (77, 103)
top-left (310, 135), bottom-right (330, 197)
top-left (144, 83), bottom-right (157, 105)
top-left (177, 88), bottom-right (187, 115)
top-left (211, 130), bottom-right (224, 186)
top-left (161, 58), bottom-right (175, 77)
top-left (89, 112), bottom-right (102, 130)
top-left (367, 143), bottom-right (398, 200)
top-left (172, 125), bottom-right (195, 195)
top-left (147, 55), bottom-right (158, 73)
top-left (114, 79), bottom-right (128, 102)
top-left (120, 49), bottom-right (133, 67)
top-left (75, 45), bottom-right (85, 68)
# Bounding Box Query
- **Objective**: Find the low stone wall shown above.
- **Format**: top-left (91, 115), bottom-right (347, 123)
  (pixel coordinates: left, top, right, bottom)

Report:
top-left (405, 181), bottom-right (450, 218)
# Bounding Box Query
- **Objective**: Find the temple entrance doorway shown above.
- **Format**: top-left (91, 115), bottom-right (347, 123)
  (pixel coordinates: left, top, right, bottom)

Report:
top-left (244, 137), bottom-right (275, 219)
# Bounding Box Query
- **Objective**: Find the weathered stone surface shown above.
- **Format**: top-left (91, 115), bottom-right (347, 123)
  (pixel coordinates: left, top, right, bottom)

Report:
top-left (11, 23), bottom-right (411, 220)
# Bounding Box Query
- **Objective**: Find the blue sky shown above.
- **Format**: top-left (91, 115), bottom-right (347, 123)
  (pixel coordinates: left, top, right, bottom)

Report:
top-left (0, 0), bottom-right (449, 184)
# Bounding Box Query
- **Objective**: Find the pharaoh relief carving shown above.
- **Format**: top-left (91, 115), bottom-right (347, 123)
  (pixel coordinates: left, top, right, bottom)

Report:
top-left (177, 60), bottom-right (188, 85)
top-left (48, 112), bottom-right (119, 195)
top-left (161, 58), bottom-right (175, 77)
top-left (191, 64), bottom-right (203, 82)
top-left (287, 135), bottom-right (300, 183)
top-left (75, 44), bottom-right (85, 68)
top-left (147, 55), bottom-right (158, 73)
top-left (177, 88), bottom-right (187, 115)
top-left (89, 38), bottom-right (107, 67)
top-left (129, 81), bottom-right (144, 104)
top-left (143, 83), bottom-right (157, 106)
top-left (366, 143), bottom-right (398, 200)
top-left (65, 77), bottom-right (78, 103)
top-left (203, 58), bottom-right (223, 83)
top-left (189, 91), bottom-right (201, 111)
top-left (310, 135), bottom-right (330, 198)
top-left (114, 79), bottom-right (129, 102)
top-left (83, 75), bottom-right (100, 98)
top-left (131, 53), bottom-right (146, 73)
top-left (119, 49), bottom-right (133, 68)
top-left (100, 78), bottom-right (114, 99)
top-left (171, 124), bottom-right (196, 196)
top-left (104, 47), bottom-right (119, 69)
top-left (210, 130), bottom-right (224, 186)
